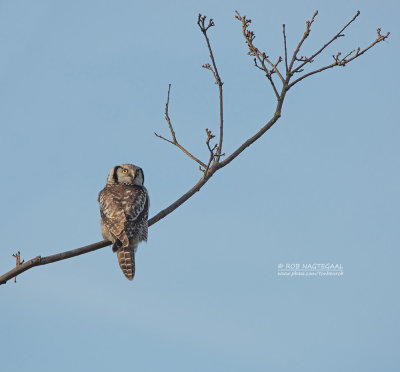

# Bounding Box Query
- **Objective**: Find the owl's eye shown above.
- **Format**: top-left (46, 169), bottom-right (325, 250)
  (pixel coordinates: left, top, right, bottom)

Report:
top-left (122, 169), bottom-right (128, 174)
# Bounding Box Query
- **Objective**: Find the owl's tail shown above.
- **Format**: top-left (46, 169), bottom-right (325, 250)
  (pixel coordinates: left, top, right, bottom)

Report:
top-left (116, 241), bottom-right (137, 280)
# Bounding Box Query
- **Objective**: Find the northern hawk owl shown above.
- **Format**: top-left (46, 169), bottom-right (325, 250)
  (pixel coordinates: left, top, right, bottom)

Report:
top-left (98, 164), bottom-right (149, 280)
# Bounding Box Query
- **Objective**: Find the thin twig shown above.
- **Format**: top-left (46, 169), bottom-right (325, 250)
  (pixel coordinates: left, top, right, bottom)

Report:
top-left (164, 84), bottom-right (177, 141)
top-left (155, 84), bottom-right (207, 169)
top-left (292, 11), bottom-right (360, 73)
top-left (267, 74), bottom-right (280, 99)
top-left (202, 128), bottom-right (217, 175)
top-left (253, 58), bottom-right (280, 99)
top-left (288, 10), bottom-right (318, 72)
top-left (198, 14), bottom-right (224, 163)
top-left (288, 27), bottom-right (389, 89)
top-left (283, 24), bottom-right (289, 74)
top-left (11, 251), bottom-right (24, 283)
top-left (235, 10), bottom-right (285, 90)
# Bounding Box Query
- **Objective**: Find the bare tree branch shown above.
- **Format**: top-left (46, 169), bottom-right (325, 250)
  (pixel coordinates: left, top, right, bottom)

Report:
top-left (291, 11), bottom-right (360, 74)
top-left (0, 10), bottom-right (389, 286)
top-left (0, 241), bottom-right (111, 285)
top-left (11, 251), bottom-right (24, 283)
top-left (203, 128), bottom-right (218, 175)
top-left (288, 10), bottom-right (319, 72)
top-left (235, 10), bottom-right (284, 99)
top-left (198, 14), bottom-right (224, 163)
top-left (155, 84), bottom-right (207, 169)
top-left (287, 26), bottom-right (390, 89)
top-left (283, 24), bottom-right (289, 74)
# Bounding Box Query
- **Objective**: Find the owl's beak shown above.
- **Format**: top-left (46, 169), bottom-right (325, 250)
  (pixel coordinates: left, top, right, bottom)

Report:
top-left (131, 170), bottom-right (136, 179)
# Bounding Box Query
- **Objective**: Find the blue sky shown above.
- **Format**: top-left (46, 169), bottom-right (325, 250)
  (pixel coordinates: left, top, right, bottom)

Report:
top-left (0, 0), bottom-right (398, 371)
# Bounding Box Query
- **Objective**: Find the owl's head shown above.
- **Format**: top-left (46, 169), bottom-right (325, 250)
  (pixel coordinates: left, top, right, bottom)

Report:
top-left (106, 164), bottom-right (144, 186)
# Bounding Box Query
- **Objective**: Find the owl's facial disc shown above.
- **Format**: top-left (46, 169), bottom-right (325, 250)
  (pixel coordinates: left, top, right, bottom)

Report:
top-left (117, 166), bottom-right (137, 185)
top-left (106, 163), bottom-right (143, 186)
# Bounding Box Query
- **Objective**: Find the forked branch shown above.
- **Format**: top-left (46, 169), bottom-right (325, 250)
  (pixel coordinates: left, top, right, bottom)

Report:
top-left (235, 10), bottom-right (284, 99)
top-left (0, 10), bottom-right (389, 285)
top-left (155, 84), bottom-right (206, 169)
top-left (286, 11), bottom-right (389, 89)
top-left (287, 25), bottom-right (389, 88)
top-left (291, 11), bottom-right (358, 73)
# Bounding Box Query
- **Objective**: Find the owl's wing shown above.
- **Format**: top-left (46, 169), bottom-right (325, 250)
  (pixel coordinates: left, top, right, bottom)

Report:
top-left (99, 188), bottom-right (129, 244)
top-left (125, 187), bottom-right (148, 221)
top-left (124, 187), bottom-right (149, 243)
